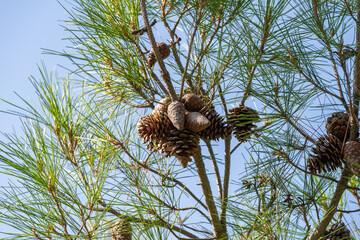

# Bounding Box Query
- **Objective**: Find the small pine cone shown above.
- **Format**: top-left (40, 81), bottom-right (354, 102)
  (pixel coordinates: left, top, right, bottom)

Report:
top-left (344, 141), bottom-right (360, 175)
top-left (322, 222), bottom-right (351, 240)
top-left (147, 42), bottom-right (171, 68)
top-left (307, 134), bottom-right (344, 174)
top-left (326, 112), bottom-right (350, 142)
top-left (153, 97), bottom-right (171, 114)
top-left (159, 129), bottom-right (200, 167)
top-left (185, 112), bottom-right (210, 132)
top-left (228, 105), bottom-right (259, 143)
top-left (181, 93), bottom-right (205, 112)
top-left (137, 111), bottom-right (174, 144)
top-left (167, 101), bottom-right (186, 131)
top-left (111, 220), bottom-right (132, 240)
top-left (199, 106), bottom-right (232, 140)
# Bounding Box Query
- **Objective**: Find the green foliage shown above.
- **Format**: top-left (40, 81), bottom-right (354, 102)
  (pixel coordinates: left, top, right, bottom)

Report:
top-left (1, 0), bottom-right (360, 239)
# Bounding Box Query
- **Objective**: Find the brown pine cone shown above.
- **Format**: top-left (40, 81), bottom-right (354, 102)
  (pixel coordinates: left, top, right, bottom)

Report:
top-left (228, 105), bottom-right (259, 143)
top-left (307, 134), bottom-right (344, 174)
top-left (199, 106), bottom-right (232, 140)
top-left (344, 140), bottom-right (360, 175)
top-left (325, 112), bottom-right (350, 142)
top-left (148, 42), bottom-right (171, 68)
top-left (111, 219), bottom-right (132, 240)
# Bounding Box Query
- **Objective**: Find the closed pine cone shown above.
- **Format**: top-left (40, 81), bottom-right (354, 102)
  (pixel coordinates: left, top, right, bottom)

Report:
top-left (344, 141), bottom-right (360, 175)
top-left (199, 105), bottom-right (232, 140)
top-left (181, 93), bottom-right (205, 112)
top-left (158, 129), bottom-right (200, 167)
top-left (153, 97), bottom-right (171, 114)
top-left (228, 105), bottom-right (259, 143)
top-left (167, 101), bottom-right (186, 131)
top-left (148, 42), bottom-right (171, 68)
top-left (111, 219), bottom-right (132, 240)
top-left (307, 134), bottom-right (344, 174)
top-left (185, 111), bottom-right (210, 132)
top-left (325, 112), bottom-right (349, 142)
top-left (322, 222), bottom-right (351, 240)
top-left (137, 111), bottom-right (174, 144)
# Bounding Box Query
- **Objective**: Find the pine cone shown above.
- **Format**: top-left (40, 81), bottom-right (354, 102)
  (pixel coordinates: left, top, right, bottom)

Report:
top-left (307, 134), bottom-right (344, 174)
top-left (199, 106), bottom-right (232, 140)
top-left (111, 220), bottom-right (132, 240)
top-left (181, 93), bottom-right (205, 112)
top-left (137, 111), bottom-right (174, 144)
top-left (344, 141), bottom-right (360, 175)
top-left (153, 97), bottom-right (171, 114)
top-left (322, 222), bottom-right (351, 240)
top-left (228, 105), bottom-right (259, 143)
top-left (167, 101), bottom-right (186, 131)
top-left (326, 112), bottom-right (350, 142)
top-left (158, 129), bottom-right (200, 167)
top-left (148, 42), bottom-right (171, 68)
top-left (185, 111), bottom-right (210, 132)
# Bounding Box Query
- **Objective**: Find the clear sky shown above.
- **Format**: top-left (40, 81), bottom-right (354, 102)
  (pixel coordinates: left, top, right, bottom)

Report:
top-left (0, 1), bottom-right (69, 236)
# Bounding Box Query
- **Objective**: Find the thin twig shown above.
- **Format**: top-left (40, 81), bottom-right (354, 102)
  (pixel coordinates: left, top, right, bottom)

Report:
top-left (312, 0), bottom-right (348, 111)
top-left (179, 0), bottom-right (206, 99)
top-left (110, 139), bottom-right (208, 210)
top-left (205, 140), bottom-right (223, 199)
top-left (240, 7), bottom-right (272, 106)
top-left (132, 19), bottom-right (157, 35)
top-left (220, 135), bottom-right (231, 225)
top-left (274, 85), bottom-right (316, 144)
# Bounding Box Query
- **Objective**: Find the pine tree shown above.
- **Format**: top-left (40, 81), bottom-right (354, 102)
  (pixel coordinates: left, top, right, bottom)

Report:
top-left (0, 0), bottom-right (359, 239)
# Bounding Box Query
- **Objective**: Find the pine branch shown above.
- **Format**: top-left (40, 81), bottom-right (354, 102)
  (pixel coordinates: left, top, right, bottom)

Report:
top-left (220, 135), bottom-right (231, 225)
top-left (139, 0), bottom-right (178, 101)
top-left (205, 140), bottom-right (223, 199)
top-left (193, 148), bottom-right (228, 239)
top-left (306, 168), bottom-right (353, 240)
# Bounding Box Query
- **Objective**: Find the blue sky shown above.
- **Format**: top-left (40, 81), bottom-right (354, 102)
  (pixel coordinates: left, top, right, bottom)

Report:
top-left (0, 1), bottom-right (69, 135)
top-left (0, 1), bottom-right (69, 236)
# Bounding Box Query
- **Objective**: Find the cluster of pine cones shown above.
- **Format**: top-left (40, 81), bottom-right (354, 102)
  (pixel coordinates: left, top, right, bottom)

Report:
top-left (137, 93), bottom-right (260, 167)
top-left (308, 112), bottom-right (349, 174)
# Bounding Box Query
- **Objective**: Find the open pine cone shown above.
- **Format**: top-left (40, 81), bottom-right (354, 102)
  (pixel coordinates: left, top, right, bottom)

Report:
top-left (307, 134), bottom-right (344, 174)
top-left (111, 219), bottom-right (132, 240)
top-left (322, 222), bottom-right (351, 240)
top-left (199, 105), bottom-right (232, 140)
top-left (344, 140), bottom-right (360, 175)
top-left (158, 129), bottom-right (200, 167)
top-left (137, 111), bottom-right (174, 144)
top-left (228, 105), bottom-right (259, 143)
top-left (326, 112), bottom-right (349, 142)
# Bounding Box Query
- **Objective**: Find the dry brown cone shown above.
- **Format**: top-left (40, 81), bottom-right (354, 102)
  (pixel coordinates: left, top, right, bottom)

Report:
top-left (228, 105), bottom-right (259, 143)
top-left (198, 105), bottom-right (232, 140)
top-left (111, 219), bottom-right (132, 240)
top-left (148, 42), bottom-right (171, 68)
top-left (307, 134), bottom-right (344, 174)
top-left (181, 93), bottom-right (205, 112)
top-left (158, 129), bottom-right (200, 167)
top-left (137, 111), bottom-right (174, 144)
top-left (322, 222), bottom-right (351, 240)
top-left (325, 112), bottom-right (350, 142)
top-left (344, 140), bottom-right (360, 175)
